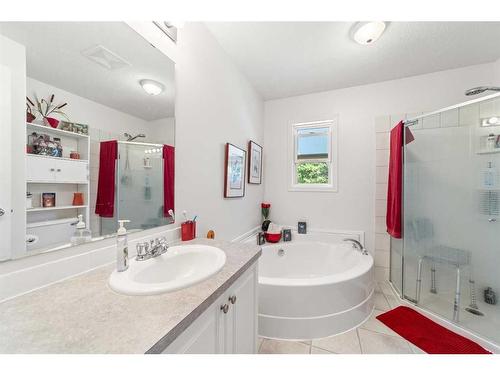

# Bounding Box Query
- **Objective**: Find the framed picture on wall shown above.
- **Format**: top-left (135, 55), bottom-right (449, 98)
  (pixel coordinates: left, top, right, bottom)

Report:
top-left (248, 141), bottom-right (263, 184)
top-left (224, 143), bottom-right (246, 198)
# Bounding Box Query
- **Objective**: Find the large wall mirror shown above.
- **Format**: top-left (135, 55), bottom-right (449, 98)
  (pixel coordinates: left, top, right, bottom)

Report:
top-left (0, 22), bottom-right (175, 260)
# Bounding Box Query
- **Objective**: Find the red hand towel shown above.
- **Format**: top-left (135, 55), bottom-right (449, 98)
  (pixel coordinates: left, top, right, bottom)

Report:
top-left (163, 145), bottom-right (175, 218)
top-left (95, 140), bottom-right (117, 218)
top-left (386, 121), bottom-right (414, 238)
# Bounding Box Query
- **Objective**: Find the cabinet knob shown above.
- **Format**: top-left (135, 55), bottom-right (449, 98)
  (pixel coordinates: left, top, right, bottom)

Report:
top-left (220, 304), bottom-right (229, 314)
top-left (50, 168), bottom-right (55, 172)
top-left (0, 208), bottom-right (5, 217)
top-left (228, 295), bottom-right (237, 304)
top-left (57, 169), bottom-right (61, 172)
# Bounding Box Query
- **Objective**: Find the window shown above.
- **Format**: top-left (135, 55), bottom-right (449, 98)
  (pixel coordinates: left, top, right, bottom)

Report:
top-left (289, 119), bottom-right (338, 192)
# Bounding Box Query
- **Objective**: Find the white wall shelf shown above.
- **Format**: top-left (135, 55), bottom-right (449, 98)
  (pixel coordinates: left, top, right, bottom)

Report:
top-left (26, 120), bottom-right (91, 255)
top-left (27, 180), bottom-right (89, 184)
top-left (26, 153), bottom-right (89, 163)
top-left (27, 122), bottom-right (89, 139)
top-left (27, 205), bottom-right (87, 212)
top-left (477, 149), bottom-right (500, 155)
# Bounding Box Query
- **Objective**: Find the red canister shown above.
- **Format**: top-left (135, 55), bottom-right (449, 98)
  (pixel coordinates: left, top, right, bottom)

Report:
top-left (181, 221), bottom-right (196, 241)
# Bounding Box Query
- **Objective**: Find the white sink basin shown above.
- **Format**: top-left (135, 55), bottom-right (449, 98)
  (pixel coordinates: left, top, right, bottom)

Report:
top-left (109, 244), bottom-right (226, 296)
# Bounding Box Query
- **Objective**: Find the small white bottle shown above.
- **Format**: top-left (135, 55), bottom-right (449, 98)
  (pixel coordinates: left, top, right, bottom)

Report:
top-left (116, 220), bottom-right (130, 272)
top-left (71, 214), bottom-right (92, 245)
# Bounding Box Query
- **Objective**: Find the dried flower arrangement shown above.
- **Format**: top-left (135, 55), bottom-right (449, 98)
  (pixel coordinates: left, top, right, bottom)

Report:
top-left (27, 94), bottom-right (69, 128)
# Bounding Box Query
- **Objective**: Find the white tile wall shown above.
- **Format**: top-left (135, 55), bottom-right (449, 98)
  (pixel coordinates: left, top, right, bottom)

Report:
top-left (375, 132), bottom-right (390, 150)
top-left (374, 115), bottom-right (391, 133)
top-left (459, 103), bottom-right (479, 127)
top-left (422, 113), bottom-right (440, 129)
top-left (375, 149), bottom-right (389, 167)
top-left (479, 98), bottom-right (500, 118)
top-left (440, 108), bottom-right (459, 128)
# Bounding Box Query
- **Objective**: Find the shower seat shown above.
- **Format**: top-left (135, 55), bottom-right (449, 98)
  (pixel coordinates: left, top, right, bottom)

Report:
top-left (415, 245), bottom-right (472, 322)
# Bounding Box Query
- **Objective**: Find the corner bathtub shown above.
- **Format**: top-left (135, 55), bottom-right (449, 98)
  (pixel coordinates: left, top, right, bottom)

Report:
top-left (258, 232), bottom-right (375, 340)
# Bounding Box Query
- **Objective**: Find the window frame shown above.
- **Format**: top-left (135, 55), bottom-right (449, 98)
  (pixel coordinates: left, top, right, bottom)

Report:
top-left (288, 118), bottom-right (338, 192)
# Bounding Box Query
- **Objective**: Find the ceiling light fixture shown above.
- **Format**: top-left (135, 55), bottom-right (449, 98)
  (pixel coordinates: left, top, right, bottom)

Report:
top-left (140, 79), bottom-right (164, 96)
top-left (353, 22), bottom-right (386, 45)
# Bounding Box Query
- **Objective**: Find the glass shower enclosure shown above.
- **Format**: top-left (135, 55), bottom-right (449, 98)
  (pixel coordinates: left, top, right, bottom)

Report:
top-left (101, 142), bottom-right (171, 235)
top-left (391, 93), bottom-right (500, 345)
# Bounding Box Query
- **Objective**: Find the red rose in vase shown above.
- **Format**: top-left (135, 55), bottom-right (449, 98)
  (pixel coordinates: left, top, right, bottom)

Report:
top-left (261, 202), bottom-right (271, 232)
top-left (261, 202), bottom-right (271, 220)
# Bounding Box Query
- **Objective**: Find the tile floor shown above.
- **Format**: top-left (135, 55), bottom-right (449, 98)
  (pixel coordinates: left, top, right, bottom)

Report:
top-left (258, 280), bottom-right (426, 354)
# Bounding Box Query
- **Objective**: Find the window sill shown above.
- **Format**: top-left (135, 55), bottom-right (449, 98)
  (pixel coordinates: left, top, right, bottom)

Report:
top-left (288, 184), bottom-right (338, 193)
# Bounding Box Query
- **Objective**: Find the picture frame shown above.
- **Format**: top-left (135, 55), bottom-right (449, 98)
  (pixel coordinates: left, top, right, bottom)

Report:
top-left (224, 143), bottom-right (246, 198)
top-left (248, 140), bottom-right (263, 184)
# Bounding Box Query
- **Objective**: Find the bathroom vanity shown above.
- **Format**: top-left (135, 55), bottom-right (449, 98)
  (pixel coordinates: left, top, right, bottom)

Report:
top-left (0, 239), bottom-right (261, 354)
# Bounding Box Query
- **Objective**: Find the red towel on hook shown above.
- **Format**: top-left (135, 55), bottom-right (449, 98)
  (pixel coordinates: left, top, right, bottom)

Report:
top-left (386, 121), bottom-right (414, 238)
top-left (163, 145), bottom-right (175, 218)
top-left (95, 140), bottom-right (117, 218)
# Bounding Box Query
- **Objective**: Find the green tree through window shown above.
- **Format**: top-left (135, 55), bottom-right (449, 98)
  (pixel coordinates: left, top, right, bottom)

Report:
top-left (296, 162), bottom-right (328, 184)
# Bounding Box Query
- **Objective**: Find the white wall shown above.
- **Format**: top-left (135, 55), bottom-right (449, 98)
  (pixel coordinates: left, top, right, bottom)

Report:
top-left (174, 23), bottom-right (264, 240)
top-left (263, 62), bottom-right (495, 258)
top-left (493, 58), bottom-right (500, 84)
top-left (148, 117), bottom-right (175, 146)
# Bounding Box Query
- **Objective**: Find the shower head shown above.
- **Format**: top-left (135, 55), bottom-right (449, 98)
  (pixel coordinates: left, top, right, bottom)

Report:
top-left (465, 86), bottom-right (500, 96)
top-left (124, 133), bottom-right (146, 141)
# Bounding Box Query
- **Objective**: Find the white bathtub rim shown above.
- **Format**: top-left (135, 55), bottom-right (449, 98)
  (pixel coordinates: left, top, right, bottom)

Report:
top-left (259, 253), bottom-right (373, 287)
top-left (259, 288), bottom-right (375, 321)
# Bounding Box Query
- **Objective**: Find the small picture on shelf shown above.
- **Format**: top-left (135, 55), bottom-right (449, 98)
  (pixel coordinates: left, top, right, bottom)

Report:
top-left (59, 121), bottom-right (89, 135)
top-left (42, 193), bottom-right (56, 208)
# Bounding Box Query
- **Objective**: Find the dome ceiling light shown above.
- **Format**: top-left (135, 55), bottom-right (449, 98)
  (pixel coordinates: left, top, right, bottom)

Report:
top-left (140, 79), bottom-right (164, 96)
top-left (352, 22), bottom-right (386, 45)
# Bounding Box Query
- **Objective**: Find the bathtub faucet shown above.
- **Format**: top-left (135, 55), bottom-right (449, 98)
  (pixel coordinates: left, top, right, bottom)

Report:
top-left (343, 238), bottom-right (368, 255)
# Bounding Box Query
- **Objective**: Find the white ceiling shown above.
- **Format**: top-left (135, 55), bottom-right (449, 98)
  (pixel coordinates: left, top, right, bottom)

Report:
top-left (0, 22), bottom-right (175, 121)
top-left (206, 22), bottom-right (500, 100)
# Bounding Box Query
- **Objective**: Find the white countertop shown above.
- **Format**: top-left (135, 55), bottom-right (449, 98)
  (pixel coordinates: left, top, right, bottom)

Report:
top-left (0, 238), bottom-right (261, 354)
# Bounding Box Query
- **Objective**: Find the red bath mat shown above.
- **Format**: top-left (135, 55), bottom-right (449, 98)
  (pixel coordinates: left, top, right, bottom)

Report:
top-left (376, 306), bottom-right (491, 354)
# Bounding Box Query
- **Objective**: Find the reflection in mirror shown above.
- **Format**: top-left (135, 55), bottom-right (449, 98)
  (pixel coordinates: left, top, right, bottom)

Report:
top-left (0, 22), bottom-right (175, 259)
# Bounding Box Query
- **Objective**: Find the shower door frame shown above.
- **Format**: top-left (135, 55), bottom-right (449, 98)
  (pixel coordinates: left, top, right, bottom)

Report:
top-left (395, 91), bottom-right (500, 323)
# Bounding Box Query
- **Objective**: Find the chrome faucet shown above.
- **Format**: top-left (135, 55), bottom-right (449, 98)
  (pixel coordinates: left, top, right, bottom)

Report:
top-left (343, 238), bottom-right (368, 255)
top-left (136, 236), bottom-right (168, 261)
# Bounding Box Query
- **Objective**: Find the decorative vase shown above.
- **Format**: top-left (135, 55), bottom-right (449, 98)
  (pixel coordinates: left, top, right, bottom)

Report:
top-left (26, 112), bottom-right (35, 123)
top-left (72, 192), bottom-right (84, 206)
top-left (43, 117), bottom-right (59, 128)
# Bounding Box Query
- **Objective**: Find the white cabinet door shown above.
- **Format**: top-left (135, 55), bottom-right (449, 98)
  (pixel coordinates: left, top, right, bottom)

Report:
top-left (54, 159), bottom-right (88, 183)
top-left (227, 264), bottom-right (258, 354)
top-left (162, 263), bottom-right (258, 354)
top-left (162, 293), bottom-right (224, 354)
top-left (26, 156), bottom-right (56, 182)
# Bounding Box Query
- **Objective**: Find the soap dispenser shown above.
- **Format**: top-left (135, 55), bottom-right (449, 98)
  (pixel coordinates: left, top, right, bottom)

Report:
top-left (70, 214), bottom-right (92, 245)
top-left (116, 220), bottom-right (130, 272)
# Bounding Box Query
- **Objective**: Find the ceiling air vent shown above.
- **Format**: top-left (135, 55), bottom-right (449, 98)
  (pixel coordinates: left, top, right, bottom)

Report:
top-left (81, 45), bottom-right (131, 70)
